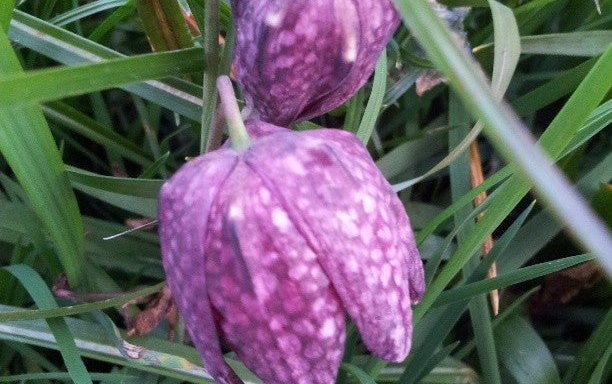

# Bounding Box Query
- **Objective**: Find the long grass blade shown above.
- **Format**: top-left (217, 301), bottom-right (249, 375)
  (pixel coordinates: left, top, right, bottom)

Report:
top-left (9, 10), bottom-right (203, 120)
top-left (0, 0), bottom-right (15, 32)
top-left (0, 29), bottom-right (86, 287)
top-left (0, 48), bottom-right (204, 107)
top-left (393, 0), bottom-right (612, 281)
top-left (3, 265), bottom-right (93, 384)
top-left (356, 50), bottom-right (388, 144)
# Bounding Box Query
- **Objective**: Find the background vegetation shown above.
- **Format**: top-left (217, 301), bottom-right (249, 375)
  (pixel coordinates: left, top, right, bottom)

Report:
top-left (0, 0), bottom-right (610, 383)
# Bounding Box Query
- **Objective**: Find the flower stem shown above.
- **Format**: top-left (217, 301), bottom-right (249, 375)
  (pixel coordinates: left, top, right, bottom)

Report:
top-left (217, 76), bottom-right (251, 151)
top-left (200, 0), bottom-right (220, 153)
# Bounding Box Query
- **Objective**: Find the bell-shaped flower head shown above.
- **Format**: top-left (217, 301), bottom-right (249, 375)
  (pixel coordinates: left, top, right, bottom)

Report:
top-left (231, 0), bottom-right (400, 126)
top-left (159, 79), bottom-right (425, 383)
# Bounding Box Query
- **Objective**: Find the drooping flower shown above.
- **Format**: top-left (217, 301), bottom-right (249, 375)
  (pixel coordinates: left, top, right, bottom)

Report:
top-left (159, 117), bottom-right (425, 383)
top-left (231, 0), bottom-right (400, 126)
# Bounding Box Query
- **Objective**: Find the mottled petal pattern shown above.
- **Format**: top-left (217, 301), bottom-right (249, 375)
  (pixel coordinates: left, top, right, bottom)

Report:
top-left (303, 128), bottom-right (425, 304)
top-left (205, 163), bottom-right (345, 383)
top-left (244, 126), bottom-right (424, 361)
top-left (306, 0), bottom-right (400, 120)
top-left (159, 120), bottom-right (425, 382)
top-left (391, 197), bottom-right (426, 303)
top-left (232, 0), bottom-right (399, 125)
top-left (158, 152), bottom-right (242, 384)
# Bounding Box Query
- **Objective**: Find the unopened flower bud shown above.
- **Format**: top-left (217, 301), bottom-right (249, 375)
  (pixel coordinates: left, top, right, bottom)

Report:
top-left (232, 0), bottom-right (400, 126)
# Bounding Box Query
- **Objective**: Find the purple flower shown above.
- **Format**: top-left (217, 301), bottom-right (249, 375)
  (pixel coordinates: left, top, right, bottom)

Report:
top-left (159, 120), bottom-right (425, 383)
top-left (231, 0), bottom-right (400, 126)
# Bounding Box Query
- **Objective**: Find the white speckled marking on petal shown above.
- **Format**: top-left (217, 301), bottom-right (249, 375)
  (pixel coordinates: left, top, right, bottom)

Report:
top-left (158, 151), bottom-right (243, 384)
top-left (246, 127), bottom-right (423, 362)
top-left (204, 161), bottom-right (346, 384)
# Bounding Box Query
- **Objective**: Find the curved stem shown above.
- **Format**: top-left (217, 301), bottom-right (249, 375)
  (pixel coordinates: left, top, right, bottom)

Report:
top-left (217, 76), bottom-right (251, 151)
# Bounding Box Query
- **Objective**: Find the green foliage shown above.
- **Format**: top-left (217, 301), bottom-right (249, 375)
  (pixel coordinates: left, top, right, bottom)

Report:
top-left (0, 0), bottom-right (610, 383)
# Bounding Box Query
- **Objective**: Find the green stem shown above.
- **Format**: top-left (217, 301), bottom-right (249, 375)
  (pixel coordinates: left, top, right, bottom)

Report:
top-left (200, 0), bottom-right (220, 153)
top-left (217, 76), bottom-right (250, 151)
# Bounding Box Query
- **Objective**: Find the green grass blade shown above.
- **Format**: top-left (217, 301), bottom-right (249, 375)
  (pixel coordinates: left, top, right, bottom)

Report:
top-left (414, 167), bottom-right (512, 243)
top-left (3, 265), bottom-right (93, 384)
top-left (9, 10), bottom-right (203, 121)
top-left (474, 31), bottom-right (612, 57)
top-left (561, 100), bottom-right (612, 158)
top-left (586, 343), bottom-right (612, 384)
top-left (512, 57), bottom-right (597, 116)
top-left (423, 198), bottom-right (491, 283)
top-left (464, 202), bottom-right (536, 284)
top-left (394, 120), bottom-right (483, 191)
top-left (0, 48), bottom-right (204, 107)
top-left (4, 342), bottom-right (61, 372)
top-left (488, 0), bottom-right (521, 97)
top-left (454, 287), bottom-right (541, 360)
top-left (395, 0), bottom-right (612, 278)
top-left (397, 0), bottom-right (520, 193)
top-left (441, 1), bottom-right (488, 6)
top-left (408, 343), bottom-right (459, 384)
top-left (356, 50), bottom-right (388, 144)
top-left (498, 151), bottom-right (612, 272)
top-left (65, 168), bottom-right (163, 198)
top-left (344, 88), bottom-right (366, 133)
top-left (132, 96), bottom-right (168, 178)
top-left (200, 0), bottom-right (220, 153)
top-left (495, 315), bottom-right (561, 384)
top-left (43, 101), bottom-right (154, 167)
top-left (435, 254), bottom-right (594, 307)
top-left (340, 363), bottom-right (377, 384)
top-left (0, 29), bottom-right (85, 287)
top-left (139, 152), bottom-right (170, 179)
top-left (0, 196), bottom-right (164, 279)
top-left (563, 308), bottom-right (612, 383)
top-left (449, 77), bottom-right (498, 384)
top-left (400, 302), bottom-right (468, 383)
top-left (49, 0), bottom-right (128, 27)
top-left (88, 1), bottom-right (136, 42)
top-left (537, 53), bottom-right (611, 156)
top-left (383, 66), bottom-right (422, 106)
top-left (0, 0), bottom-right (15, 32)
top-left (396, 3), bottom-right (612, 322)
top-left (66, 166), bottom-right (162, 217)
top-left (135, 0), bottom-right (193, 52)
top-left (0, 372), bottom-right (136, 382)
top-left (377, 126), bottom-right (448, 180)
top-left (0, 304), bottom-right (260, 383)
top-left (0, 282), bottom-right (165, 322)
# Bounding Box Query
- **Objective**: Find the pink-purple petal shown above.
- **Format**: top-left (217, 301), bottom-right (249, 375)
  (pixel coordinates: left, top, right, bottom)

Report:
top-left (299, 128), bottom-right (426, 303)
top-left (232, 0), bottom-right (353, 125)
top-left (390, 197), bottom-right (426, 303)
top-left (300, 0), bottom-right (400, 121)
top-left (204, 162), bottom-right (346, 383)
top-left (160, 119), bottom-right (425, 382)
top-left (158, 152), bottom-right (243, 384)
top-left (232, 0), bottom-right (399, 125)
top-left (245, 129), bottom-right (417, 361)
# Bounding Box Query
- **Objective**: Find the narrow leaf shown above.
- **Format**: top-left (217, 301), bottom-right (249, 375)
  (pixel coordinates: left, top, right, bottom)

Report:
top-left (0, 0), bottom-right (15, 32)
top-left (3, 265), bottom-right (93, 384)
top-left (0, 48), bottom-right (204, 107)
top-left (0, 29), bottom-right (85, 287)
top-left (496, 315), bottom-right (561, 384)
top-left (356, 50), bottom-right (388, 144)
top-left (435, 254), bottom-right (594, 306)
